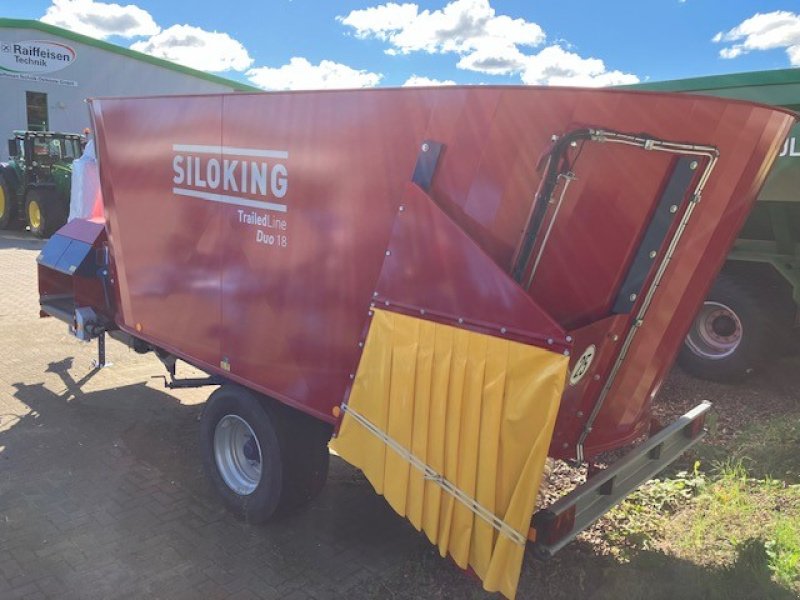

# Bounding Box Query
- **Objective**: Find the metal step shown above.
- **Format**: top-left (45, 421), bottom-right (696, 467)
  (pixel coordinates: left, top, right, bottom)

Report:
top-left (530, 401), bottom-right (711, 559)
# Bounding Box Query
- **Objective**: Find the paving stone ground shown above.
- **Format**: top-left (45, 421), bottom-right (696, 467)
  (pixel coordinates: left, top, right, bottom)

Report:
top-left (0, 231), bottom-right (435, 600)
top-left (5, 230), bottom-right (792, 600)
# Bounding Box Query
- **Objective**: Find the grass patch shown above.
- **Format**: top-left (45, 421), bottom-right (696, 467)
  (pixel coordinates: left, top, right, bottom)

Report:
top-left (603, 459), bottom-right (800, 596)
top-left (603, 462), bottom-right (706, 553)
top-left (695, 411), bottom-right (800, 484)
top-left (767, 518), bottom-right (800, 588)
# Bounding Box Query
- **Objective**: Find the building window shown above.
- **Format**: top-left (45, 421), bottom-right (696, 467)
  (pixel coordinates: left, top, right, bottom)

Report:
top-left (26, 92), bottom-right (49, 131)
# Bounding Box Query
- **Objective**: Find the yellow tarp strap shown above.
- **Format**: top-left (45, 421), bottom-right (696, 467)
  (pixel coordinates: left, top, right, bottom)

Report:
top-left (332, 309), bottom-right (568, 599)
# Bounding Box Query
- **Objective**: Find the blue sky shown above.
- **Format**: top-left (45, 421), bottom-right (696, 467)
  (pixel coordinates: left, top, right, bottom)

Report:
top-left (5, 0), bottom-right (800, 89)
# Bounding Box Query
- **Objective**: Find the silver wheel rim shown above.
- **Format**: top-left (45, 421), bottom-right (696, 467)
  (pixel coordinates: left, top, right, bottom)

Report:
top-left (214, 414), bottom-right (262, 495)
top-left (685, 301), bottom-right (743, 360)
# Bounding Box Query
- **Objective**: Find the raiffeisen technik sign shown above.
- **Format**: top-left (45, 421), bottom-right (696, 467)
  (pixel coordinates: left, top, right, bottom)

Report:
top-left (0, 39), bottom-right (76, 74)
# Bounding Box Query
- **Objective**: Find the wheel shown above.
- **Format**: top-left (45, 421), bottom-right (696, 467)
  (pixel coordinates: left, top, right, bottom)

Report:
top-left (678, 272), bottom-right (786, 382)
top-left (199, 385), bottom-right (331, 523)
top-left (0, 173), bottom-right (15, 229)
top-left (25, 188), bottom-right (66, 238)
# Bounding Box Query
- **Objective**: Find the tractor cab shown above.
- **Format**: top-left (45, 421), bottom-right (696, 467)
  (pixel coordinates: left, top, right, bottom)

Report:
top-left (8, 131), bottom-right (84, 184)
top-left (1, 131), bottom-right (86, 237)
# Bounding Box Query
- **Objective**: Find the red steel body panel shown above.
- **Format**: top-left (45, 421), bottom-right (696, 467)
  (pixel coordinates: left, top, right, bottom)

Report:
top-left (374, 183), bottom-right (569, 353)
top-left (87, 87), bottom-right (795, 458)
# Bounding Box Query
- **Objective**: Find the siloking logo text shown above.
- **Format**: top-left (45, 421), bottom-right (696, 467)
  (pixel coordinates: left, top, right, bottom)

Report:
top-left (0, 40), bottom-right (75, 74)
top-left (172, 144), bottom-right (290, 248)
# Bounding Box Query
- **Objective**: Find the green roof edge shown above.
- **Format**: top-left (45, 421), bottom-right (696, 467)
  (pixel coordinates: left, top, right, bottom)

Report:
top-left (619, 66), bottom-right (800, 92)
top-left (0, 18), bottom-right (260, 92)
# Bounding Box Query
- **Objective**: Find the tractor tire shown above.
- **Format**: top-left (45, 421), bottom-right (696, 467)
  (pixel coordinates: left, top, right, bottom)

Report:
top-left (678, 272), bottom-right (786, 382)
top-left (25, 188), bottom-right (66, 239)
top-left (199, 385), bottom-right (331, 524)
top-left (0, 173), bottom-right (15, 229)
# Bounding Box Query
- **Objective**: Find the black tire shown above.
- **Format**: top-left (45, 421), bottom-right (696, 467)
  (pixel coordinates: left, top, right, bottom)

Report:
top-left (678, 272), bottom-right (787, 382)
top-left (25, 188), bottom-right (67, 238)
top-left (199, 384), bottom-right (331, 523)
top-left (0, 173), bottom-right (15, 229)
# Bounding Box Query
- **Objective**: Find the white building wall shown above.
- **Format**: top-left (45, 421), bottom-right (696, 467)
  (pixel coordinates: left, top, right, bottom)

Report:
top-left (0, 26), bottom-right (245, 140)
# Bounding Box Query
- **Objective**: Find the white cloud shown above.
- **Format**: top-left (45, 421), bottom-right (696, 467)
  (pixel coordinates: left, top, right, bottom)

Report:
top-left (130, 25), bottom-right (253, 72)
top-left (340, 2), bottom-right (419, 41)
top-left (719, 46), bottom-right (743, 59)
top-left (339, 0), bottom-right (636, 85)
top-left (713, 10), bottom-right (800, 66)
top-left (339, 0), bottom-right (542, 58)
top-left (40, 0), bottom-right (159, 39)
top-left (521, 45), bottom-right (639, 87)
top-left (403, 75), bottom-right (456, 86)
top-left (456, 40), bottom-right (527, 74)
top-left (247, 58), bottom-right (383, 90)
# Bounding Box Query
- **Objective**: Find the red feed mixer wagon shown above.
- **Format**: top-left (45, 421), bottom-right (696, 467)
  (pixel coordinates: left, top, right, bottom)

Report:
top-left (36, 86), bottom-right (795, 597)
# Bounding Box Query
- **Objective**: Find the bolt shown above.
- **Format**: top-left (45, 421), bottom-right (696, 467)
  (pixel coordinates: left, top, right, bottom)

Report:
top-left (500, 327), bottom-right (507, 334)
top-left (358, 342), bottom-right (364, 348)
top-left (385, 250), bottom-right (391, 256)
top-left (577, 411), bottom-right (584, 418)
top-left (368, 310), bottom-right (373, 317)
top-left (562, 442), bottom-right (569, 449)
top-left (420, 309), bottom-right (426, 315)
top-left (373, 291), bottom-right (379, 297)
top-left (566, 335), bottom-right (573, 343)
top-left (350, 373), bottom-right (355, 380)
top-left (611, 334), bottom-right (619, 342)
top-left (570, 140), bottom-right (578, 148)
top-left (563, 350), bottom-right (570, 356)
top-left (649, 250), bottom-right (657, 259)
top-left (669, 205), bottom-right (678, 214)
top-left (689, 160), bottom-right (698, 170)
top-left (370, 302), bottom-right (375, 308)
top-left (547, 338), bottom-right (554, 345)
top-left (421, 143), bottom-right (429, 152)
top-left (551, 134), bottom-right (559, 142)
top-left (593, 374), bottom-right (601, 381)
top-left (399, 205), bottom-right (405, 212)
top-left (384, 301), bottom-right (390, 306)
top-left (458, 318), bottom-right (464, 324)
top-left (629, 293), bottom-right (637, 302)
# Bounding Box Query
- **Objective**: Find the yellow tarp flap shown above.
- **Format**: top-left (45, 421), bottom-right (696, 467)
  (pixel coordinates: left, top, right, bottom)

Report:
top-left (332, 309), bottom-right (568, 599)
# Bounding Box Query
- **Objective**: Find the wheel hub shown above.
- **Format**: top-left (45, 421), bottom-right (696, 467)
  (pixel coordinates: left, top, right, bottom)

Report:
top-left (28, 200), bottom-right (41, 230)
top-left (243, 436), bottom-right (260, 462)
top-left (710, 311), bottom-right (737, 338)
top-left (684, 301), bottom-right (743, 360)
top-left (214, 414), bottom-right (263, 495)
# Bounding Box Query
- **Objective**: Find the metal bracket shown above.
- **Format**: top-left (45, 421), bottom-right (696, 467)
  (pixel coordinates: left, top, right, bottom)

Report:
top-left (159, 374), bottom-right (226, 389)
top-left (530, 401), bottom-right (711, 559)
top-left (411, 140), bottom-right (444, 192)
top-left (153, 351), bottom-right (223, 389)
top-left (91, 331), bottom-right (111, 368)
top-left (612, 156), bottom-right (699, 314)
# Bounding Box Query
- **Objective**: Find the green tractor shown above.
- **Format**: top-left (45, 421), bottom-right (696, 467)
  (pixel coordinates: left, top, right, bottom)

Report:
top-left (0, 131), bottom-right (85, 238)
